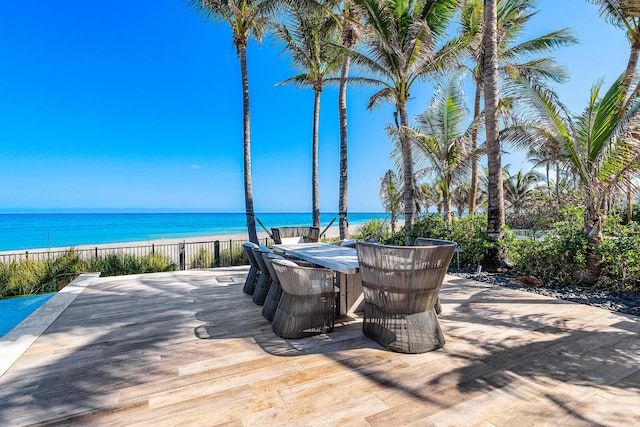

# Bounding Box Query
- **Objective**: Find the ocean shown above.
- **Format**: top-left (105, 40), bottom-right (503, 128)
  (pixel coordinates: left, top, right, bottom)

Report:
top-left (0, 212), bottom-right (387, 252)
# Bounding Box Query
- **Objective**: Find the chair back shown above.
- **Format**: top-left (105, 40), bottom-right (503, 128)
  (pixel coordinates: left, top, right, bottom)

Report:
top-left (414, 237), bottom-right (458, 247)
top-left (271, 226), bottom-right (320, 244)
top-left (272, 259), bottom-right (335, 296)
top-left (262, 253), bottom-right (285, 284)
top-left (251, 246), bottom-right (271, 274)
top-left (242, 242), bottom-right (260, 268)
top-left (355, 241), bottom-right (456, 314)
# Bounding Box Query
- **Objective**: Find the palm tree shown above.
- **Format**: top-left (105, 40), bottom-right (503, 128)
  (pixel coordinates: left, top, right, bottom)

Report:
top-left (379, 169), bottom-right (404, 233)
top-left (458, 0), bottom-right (576, 215)
top-left (350, 0), bottom-right (463, 244)
top-left (187, 0), bottom-right (282, 243)
top-left (450, 181), bottom-right (471, 217)
top-left (274, 3), bottom-right (342, 227)
top-left (317, 0), bottom-right (361, 239)
top-left (480, 0), bottom-right (505, 271)
top-left (588, 0), bottom-right (640, 222)
top-left (507, 75), bottom-right (640, 280)
top-left (503, 167), bottom-right (541, 215)
top-left (410, 70), bottom-right (478, 221)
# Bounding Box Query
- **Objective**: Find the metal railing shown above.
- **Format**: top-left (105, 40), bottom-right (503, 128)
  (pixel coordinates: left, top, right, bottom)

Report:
top-left (0, 238), bottom-right (274, 270)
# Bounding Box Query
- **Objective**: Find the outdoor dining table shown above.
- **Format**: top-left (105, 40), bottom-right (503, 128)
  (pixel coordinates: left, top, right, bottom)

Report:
top-left (271, 242), bottom-right (364, 315)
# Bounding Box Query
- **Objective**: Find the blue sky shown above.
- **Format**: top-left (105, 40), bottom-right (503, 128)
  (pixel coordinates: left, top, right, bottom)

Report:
top-left (0, 0), bottom-right (630, 213)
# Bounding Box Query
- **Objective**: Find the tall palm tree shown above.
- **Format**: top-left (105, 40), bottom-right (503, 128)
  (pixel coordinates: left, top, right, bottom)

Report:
top-left (379, 169), bottom-right (404, 232)
top-left (351, 0), bottom-right (463, 244)
top-left (317, 0), bottom-right (361, 239)
top-left (450, 181), bottom-right (471, 217)
top-left (507, 75), bottom-right (640, 280)
top-left (480, 0), bottom-right (505, 271)
top-left (188, 0), bottom-right (282, 243)
top-left (410, 70), bottom-right (478, 221)
top-left (588, 0), bottom-right (640, 222)
top-left (503, 167), bottom-right (541, 214)
top-left (274, 3), bottom-right (342, 227)
top-left (459, 0), bottom-right (576, 215)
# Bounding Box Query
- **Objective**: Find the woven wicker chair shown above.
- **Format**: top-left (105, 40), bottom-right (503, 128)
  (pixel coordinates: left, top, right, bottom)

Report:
top-left (251, 246), bottom-right (272, 305)
top-left (271, 226), bottom-right (320, 244)
top-left (271, 259), bottom-right (336, 339)
top-left (415, 238), bottom-right (458, 315)
top-left (242, 242), bottom-right (260, 295)
top-left (261, 253), bottom-right (286, 321)
top-left (355, 240), bottom-right (457, 353)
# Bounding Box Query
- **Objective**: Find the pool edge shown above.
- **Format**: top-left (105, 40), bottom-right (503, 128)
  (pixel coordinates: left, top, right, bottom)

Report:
top-left (0, 273), bottom-right (101, 378)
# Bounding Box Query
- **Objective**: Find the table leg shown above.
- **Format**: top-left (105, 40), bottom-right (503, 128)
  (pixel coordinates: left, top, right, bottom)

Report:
top-left (336, 272), bottom-right (364, 315)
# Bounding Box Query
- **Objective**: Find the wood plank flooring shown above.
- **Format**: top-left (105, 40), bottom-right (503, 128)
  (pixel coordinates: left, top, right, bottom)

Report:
top-left (1, 267), bottom-right (640, 426)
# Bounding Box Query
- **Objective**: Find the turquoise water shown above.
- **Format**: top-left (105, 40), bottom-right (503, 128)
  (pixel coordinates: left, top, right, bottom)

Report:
top-left (0, 212), bottom-right (387, 251)
top-left (0, 294), bottom-right (54, 338)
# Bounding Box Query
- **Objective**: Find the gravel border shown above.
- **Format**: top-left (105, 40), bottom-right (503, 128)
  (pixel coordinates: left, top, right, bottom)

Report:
top-left (449, 270), bottom-right (640, 318)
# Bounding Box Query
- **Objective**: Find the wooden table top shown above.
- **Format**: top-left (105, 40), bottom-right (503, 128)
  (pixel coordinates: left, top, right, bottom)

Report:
top-left (272, 243), bottom-right (359, 274)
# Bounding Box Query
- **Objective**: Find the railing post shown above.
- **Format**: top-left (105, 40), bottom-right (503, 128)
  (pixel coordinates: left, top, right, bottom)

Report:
top-left (25, 251), bottom-right (28, 260)
top-left (152, 243), bottom-right (155, 255)
top-left (95, 247), bottom-right (98, 259)
top-left (179, 242), bottom-right (186, 270)
top-left (214, 241), bottom-right (220, 268)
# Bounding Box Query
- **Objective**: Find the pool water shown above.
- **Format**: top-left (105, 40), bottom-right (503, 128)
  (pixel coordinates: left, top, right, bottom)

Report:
top-left (0, 294), bottom-right (55, 338)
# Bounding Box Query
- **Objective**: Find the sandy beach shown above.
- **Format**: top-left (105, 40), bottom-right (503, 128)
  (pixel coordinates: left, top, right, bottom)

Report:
top-left (0, 224), bottom-right (362, 261)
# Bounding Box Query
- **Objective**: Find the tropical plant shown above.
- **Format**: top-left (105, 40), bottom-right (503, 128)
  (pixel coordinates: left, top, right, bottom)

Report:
top-left (480, 0), bottom-right (505, 270)
top-left (379, 169), bottom-right (404, 233)
top-left (506, 74), bottom-right (640, 280)
top-left (410, 70), bottom-right (478, 220)
top-left (275, 2), bottom-right (342, 227)
top-left (187, 0), bottom-right (282, 243)
top-left (458, 0), bottom-right (576, 215)
top-left (317, 0), bottom-right (361, 239)
top-left (450, 181), bottom-right (471, 217)
top-left (588, 0), bottom-right (640, 222)
top-left (503, 167), bottom-right (542, 214)
top-left (350, 0), bottom-right (463, 243)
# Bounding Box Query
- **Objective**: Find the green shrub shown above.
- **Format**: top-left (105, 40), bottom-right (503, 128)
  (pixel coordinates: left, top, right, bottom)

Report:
top-left (596, 234), bottom-right (640, 291)
top-left (408, 214), bottom-right (491, 268)
top-left (507, 222), bottom-right (588, 285)
top-left (191, 248), bottom-right (215, 268)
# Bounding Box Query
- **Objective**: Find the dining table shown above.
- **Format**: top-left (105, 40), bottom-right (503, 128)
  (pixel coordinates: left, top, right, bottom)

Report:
top-left (271, 242), bottom-right (364, 315)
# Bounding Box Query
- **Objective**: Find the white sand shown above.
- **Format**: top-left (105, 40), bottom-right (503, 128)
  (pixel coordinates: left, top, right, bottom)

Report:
top-left (0, 225), bottom-right (361, 256)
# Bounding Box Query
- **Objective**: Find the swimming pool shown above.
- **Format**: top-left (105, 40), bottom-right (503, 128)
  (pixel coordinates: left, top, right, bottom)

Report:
top-left (0, 294), bottom-right (55, 338)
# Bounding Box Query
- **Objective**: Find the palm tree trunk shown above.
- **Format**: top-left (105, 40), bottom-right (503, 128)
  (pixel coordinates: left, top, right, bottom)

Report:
top-left (398, 101), bottom-right (415, 245)
top-left (627, 178), bottom-right (633, 223)
top-left (469, 77), bottom-right (482, 215)
top-left (545, 163), bottom-right (550, 197)
top-left (582, 196), bottom-right (604, 281)
top-left (623, 38), bottom-right (640, 94)
top-left (312, 86), bottom-right (322, 228)
top-left (338, 53), bottom-right (350, 239)
top-left (555, 162), bottom-right (561, 204)
top-left (238, 43), bottom-right (258, 244)
top-left (480, 0), bottom-right (505, 271)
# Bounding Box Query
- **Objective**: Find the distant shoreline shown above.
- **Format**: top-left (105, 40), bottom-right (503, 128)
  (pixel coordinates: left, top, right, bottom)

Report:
top-left (0, 224), bottom-right (359, 256)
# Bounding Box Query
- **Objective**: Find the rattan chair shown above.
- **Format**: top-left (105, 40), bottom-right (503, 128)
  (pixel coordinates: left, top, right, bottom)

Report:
top-left (251, 246), bottom-right (272, 305)
top-left (271, 259), bottom-right (336, 339)
top-left (271, 226), bottom-right (320, 244)
top-left (261, 253), bottom-right (286, 321)
top-left (415, 238), bottom-right (457, 315)
top-left (355, 240), bottom-right (457, 353)
top-left (242, 242), bottom-right (260, 295)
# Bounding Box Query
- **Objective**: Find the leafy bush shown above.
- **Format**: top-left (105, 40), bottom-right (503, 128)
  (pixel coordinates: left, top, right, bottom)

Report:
top-left (409, 214), bottom-right (491, 268)
top-left (191, 248), bottom-right (215, 268)
top-left (596, 233), bottom-right (640, 291)
top-left (351, 218), bottom-right (391, 242)
top-left (507, 222), bottom-right (588, 285)
top-left (1, 251), bottom-right (176, 297)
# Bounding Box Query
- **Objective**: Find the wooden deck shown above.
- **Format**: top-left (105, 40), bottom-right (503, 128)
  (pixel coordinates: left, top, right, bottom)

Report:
top-left (1, 267), bottom-right (640, 426)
